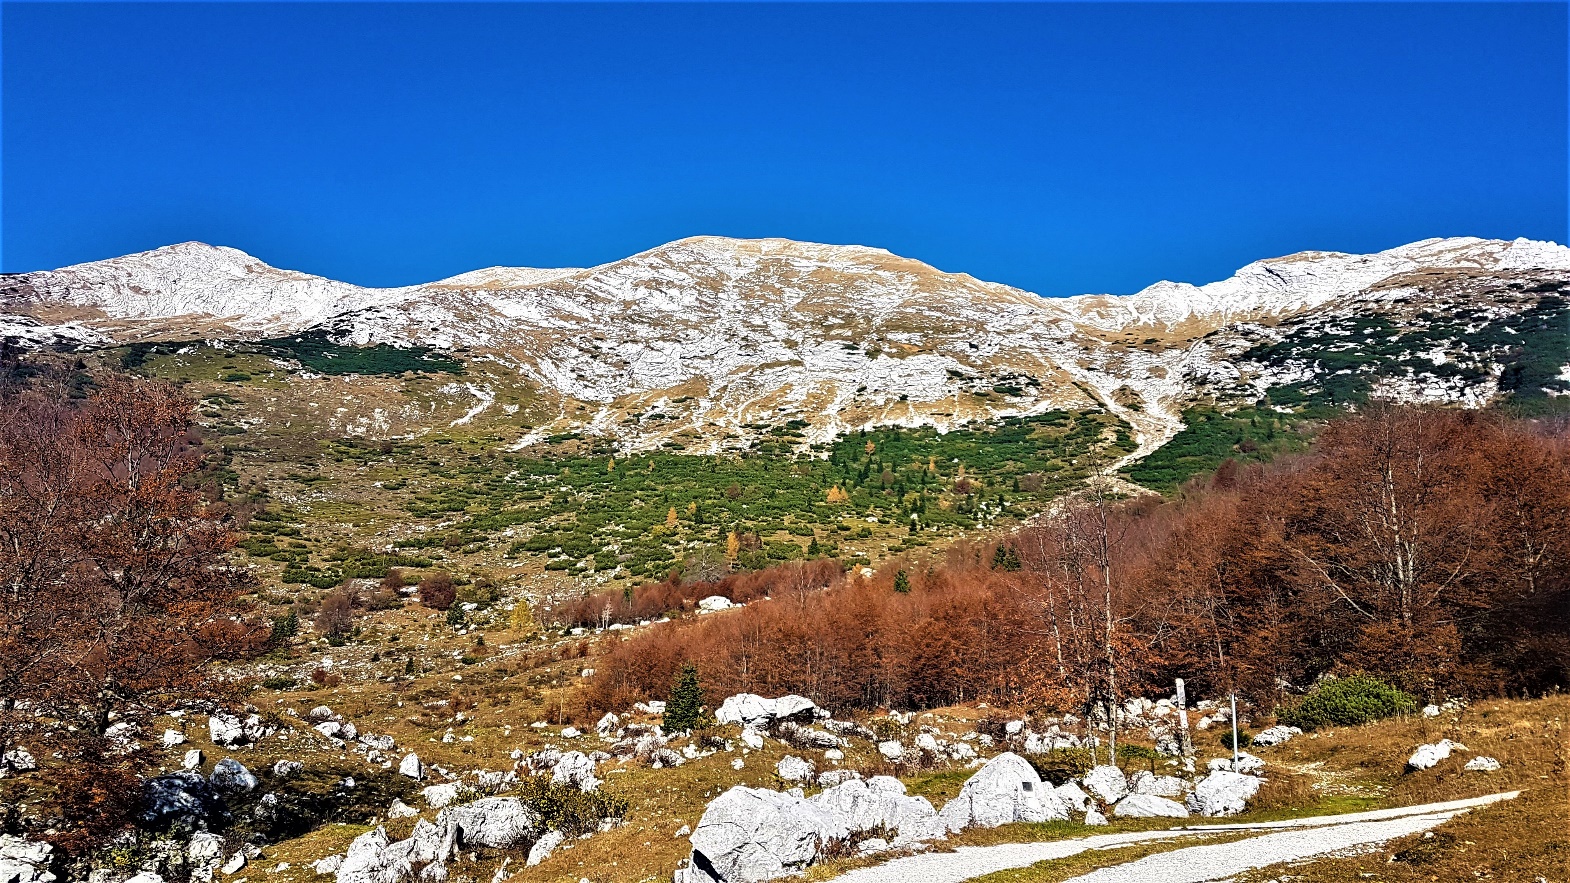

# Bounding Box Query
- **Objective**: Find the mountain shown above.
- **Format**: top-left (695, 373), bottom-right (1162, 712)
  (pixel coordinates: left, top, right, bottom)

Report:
top-left (4, 235), bottom-right (1568, 459)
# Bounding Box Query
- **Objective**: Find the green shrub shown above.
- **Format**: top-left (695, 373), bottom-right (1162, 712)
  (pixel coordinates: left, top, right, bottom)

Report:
top-left (1115, 742), bottom-right (1161, 772)
top-left (1276, 674), bottom-right (1416, 730)
top-left (1219, 729), bottom-right (1251, 751)
top-left (510, 775), bottom-right (630, 835)
top-left (1025, 748), bottom-right (1093, 785)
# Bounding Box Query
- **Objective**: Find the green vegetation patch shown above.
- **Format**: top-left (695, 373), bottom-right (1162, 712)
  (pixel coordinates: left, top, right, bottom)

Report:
top-left (258, 332), bottom-right (464, 376)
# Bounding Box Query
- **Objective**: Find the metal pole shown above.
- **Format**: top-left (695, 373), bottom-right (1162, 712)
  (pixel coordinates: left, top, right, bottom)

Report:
top-left (1230, 693), bottom-right (1240, 766)
top-left (1176, 678), bottom-right (1193, 758)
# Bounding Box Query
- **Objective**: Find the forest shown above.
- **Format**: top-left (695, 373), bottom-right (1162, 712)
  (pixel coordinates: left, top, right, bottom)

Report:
top-left (585, 405), bottom-right (1570, 719)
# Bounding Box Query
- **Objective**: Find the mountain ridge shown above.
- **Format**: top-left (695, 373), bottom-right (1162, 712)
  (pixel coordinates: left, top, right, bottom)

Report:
top-left (3, 234), bottom-right (1567, 460)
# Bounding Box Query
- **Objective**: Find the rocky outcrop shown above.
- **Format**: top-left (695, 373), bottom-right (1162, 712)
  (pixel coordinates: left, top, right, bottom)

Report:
top-left (715, 694), bottom-right (818, 728)
top-left (139, 772), bottom-right (226, 833)
top-left (809, 777), bottom-right (939, 844)
top-left (0, 836), bottom-right (55, 883)
top-left (679, 786), bottom-right (842, 883)
top-left (936, 753), bottom-right (1069, 833)
top-left (336, 798), bottom-right (541, 883)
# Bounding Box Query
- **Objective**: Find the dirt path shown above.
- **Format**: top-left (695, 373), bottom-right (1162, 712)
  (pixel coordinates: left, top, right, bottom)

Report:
top-left (824, 792), bottom-right (1518, 883)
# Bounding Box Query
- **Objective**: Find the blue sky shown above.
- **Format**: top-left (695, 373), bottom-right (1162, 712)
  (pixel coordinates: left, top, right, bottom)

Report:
top-left (3, 2), bottom-right (1565, 296)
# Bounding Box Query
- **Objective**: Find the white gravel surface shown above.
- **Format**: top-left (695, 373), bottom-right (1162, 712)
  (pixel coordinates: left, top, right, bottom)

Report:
top-left (1059, 811), bottom-right (1458, 882)
top-left (824, 792), bottom-right (1517, 883)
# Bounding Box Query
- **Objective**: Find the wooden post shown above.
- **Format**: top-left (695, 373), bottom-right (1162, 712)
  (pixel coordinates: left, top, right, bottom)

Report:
top-left (1230, 693), bottom-right (1240, 766)
top-left (1175, 678), bottom-right (1194, 758)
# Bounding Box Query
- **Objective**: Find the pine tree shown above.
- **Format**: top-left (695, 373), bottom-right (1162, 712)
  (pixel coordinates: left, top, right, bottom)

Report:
top-left (269, 610), bottom-right (299, 647)
top-left (893, 569), bottom-right (911, 593)
top-left (664, 662), bottom-right (705, 732)
top-left (446, 604), bottom-right (466, 628)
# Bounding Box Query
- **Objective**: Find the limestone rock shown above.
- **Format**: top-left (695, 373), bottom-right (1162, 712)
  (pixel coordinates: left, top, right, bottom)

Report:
top-left (936, 752), bottom-right (1069, 833)
top-left (810, 777), bottom-right (938, 844)
top-left (1081, 765), bottom-right (1129, 804)
top-left (1249, 725), bottom-right (1301, 748)
top-left (1053, 782), bottom-right (1090, 812)
top-left (1129, 771), bottom-right (1187, 798)
top-left (439, 797), bottom-right (541, 849)
top-left (550, 752), bottom-right (600, 792)
top-left (1186, 770), bottom-right (1262, 817)
top-left (208, 714), bottom-right (247, 748)
top-left (0, 835), bottom-right (56, 883)
top-left (775, 756), bottom-right (814, 783)
top-left (1113, 793), bottom-right (1189, 819)
top-left (1407, 739), bottom-right (1467, 772)
top-left (398, 753), bottom-right (423, 780)
top-left (526, 831), bottom-right (565, 867)
top-left (209, 758), bottom-right (258, 794)
top-left (680, 786), bottom-right (842, 883)
top-left (1464, 756), bottom-right (1501, 772)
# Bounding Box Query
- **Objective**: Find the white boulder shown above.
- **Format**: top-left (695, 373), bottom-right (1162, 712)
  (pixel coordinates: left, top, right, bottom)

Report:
top-left (1129, 771), bottom-right (1187, 798)
top-left (1081, 765), bottom-right (1129, 804)
top-left (182, 749), bottom-right (204, 771)
top-left (439, 797), bottom-right (541, 849)
top-left (1113, 793), bottom-right (1189, 819)
top-left (398, 753), bottom-right (423, 780)
top-left (1407, 739), bottom-right (1467, 772)
top-left (697, 596), bottom-right (736, 613)
top-left (208, 714), bottom-right (247, 748)
top-left (1187, 770), bottom-right (1262, 817)
top-left (422, 784), bottom-right (460, 809)
top-left (876, 741), bottom-right (904, 761)
top-left (1208, 751), bottom-right (1265, 775)
top-left (1053, 782), bottom-right (1090, 812)
top-left (387, 799), bottom-right (418, 819)
top-left (1249, 725), bottom-right (1301, 747)
top-left (775, 756), bottom-right (814, 783)
top-left (1083, 807), bottom-right (1108, 826)
top-left (526, 831), bottom-right (565, 867)
top-left (1464, 756), bottom-right (1501, 772)
top-left (209, 758), bottom-right (258, 794)
top-left (680, 786), bottom-right (842, 883)
top-left (160, 730), bottom-right (187, 749)
top-left (551, 751), bottom-right (600, 792)
top-left (810, 776), bottom-right (938, 843)
top-left (937, 752), bottom-right (1069, 833)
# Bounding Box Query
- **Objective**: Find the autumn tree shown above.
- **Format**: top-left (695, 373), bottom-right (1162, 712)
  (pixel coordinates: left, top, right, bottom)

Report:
top-left (420, 571), bottom-right (457, 610)
top-left (0, 374), bottom-right (264, 846)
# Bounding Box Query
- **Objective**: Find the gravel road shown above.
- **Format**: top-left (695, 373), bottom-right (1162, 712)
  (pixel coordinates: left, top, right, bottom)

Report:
top-left (824, 792), bottom-right (1517, 883)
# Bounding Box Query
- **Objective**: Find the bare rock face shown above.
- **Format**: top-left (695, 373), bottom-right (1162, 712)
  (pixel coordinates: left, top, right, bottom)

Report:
top-left (679, 786), bottom-right (843, 883)
top-left (936, 752), bottom-right (1070, 833)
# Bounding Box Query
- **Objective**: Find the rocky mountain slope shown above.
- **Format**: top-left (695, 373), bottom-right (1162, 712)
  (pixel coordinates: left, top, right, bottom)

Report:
top-left (4, 235), bottom-right (1567, 456)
